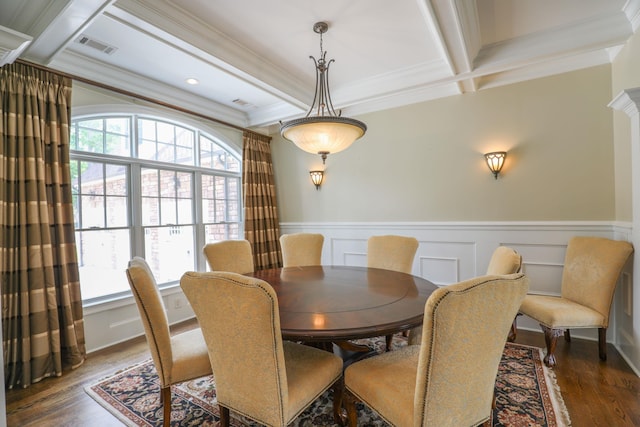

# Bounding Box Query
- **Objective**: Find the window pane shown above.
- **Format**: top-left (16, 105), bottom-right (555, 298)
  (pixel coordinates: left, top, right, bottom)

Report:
top-left (200, 135), bottom-right (239, 171)
top-left (80, 162), bottom-right (104, 195)
top-left (141, 196), bottom-right (160, 226)
top-left (160, 170), bottom-right (176, 197)
top-left (144, 226), bottom-right (194, 283)
top-left (106, 196), bottom-right (127, 227)
top-left (160, 198), bottom-right (177, 224)
top-left (139, 119), bottom-right (194, 165)
top-left (76, 229), bottom-right (131, 300)
top-left (205, 223), bottom-right (239, 243)
top-left (81, 195), bottom-right (104, 228)
top-left (141, 168), bottom-right (159, 197)
top-left (105, 164), bottom-right (127, 196)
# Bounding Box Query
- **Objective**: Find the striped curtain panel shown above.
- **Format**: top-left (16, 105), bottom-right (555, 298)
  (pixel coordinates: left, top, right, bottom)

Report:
top-left (0, 62), bottom-right (86, 388)
top-left (242, 131), bottom-right (282, 270)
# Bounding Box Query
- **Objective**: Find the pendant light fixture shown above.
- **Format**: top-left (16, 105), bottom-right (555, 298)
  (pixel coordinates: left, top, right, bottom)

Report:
top-left (280, 22), bottom-right (367, 164)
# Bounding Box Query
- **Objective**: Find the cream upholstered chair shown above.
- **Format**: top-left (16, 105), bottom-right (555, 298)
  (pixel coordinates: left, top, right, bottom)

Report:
top-left (486, 246), bottom-right (522, 275)
top-left (203, 239), bottom-right (254, 274)
top-left (519, 236), bottom-right (633, 367)
top-left (486, 246), bottom-right (523, 342)
top-left (367, 235), bottom-right (419, 350)
top-left (126, 257), bottom-right (212, 427)
top-left (344, 273), bottom-right (529, 427)
top-left (180, 271), bottom-right (344, 427)
top-left (367, 235), bottom-right (418, 275)
top-left (280, 233), bottom-right (324, 267)
top-left (409, 246), bottom-right (524, 347)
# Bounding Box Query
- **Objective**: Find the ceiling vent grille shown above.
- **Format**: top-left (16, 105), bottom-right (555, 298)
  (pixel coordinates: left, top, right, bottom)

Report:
top-left (74, 34), bottom-right (117, 55)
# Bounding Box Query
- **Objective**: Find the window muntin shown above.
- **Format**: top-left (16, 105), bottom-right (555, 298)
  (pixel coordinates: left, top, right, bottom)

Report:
top-left (71, 114), bottom-right (241, 303)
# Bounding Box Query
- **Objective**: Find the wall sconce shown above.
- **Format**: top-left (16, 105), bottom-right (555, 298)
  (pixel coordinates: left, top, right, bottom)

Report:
top-left (310, 170), bottom-right (324, 190)
top-left (484, 151), bottom-right (507, 179)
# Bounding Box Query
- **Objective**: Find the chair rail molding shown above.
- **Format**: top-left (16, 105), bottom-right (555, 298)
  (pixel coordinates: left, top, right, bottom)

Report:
top-left (281, 220), bottom-right (636, 374)
top-left (83, 220), bottom-right (637, 375)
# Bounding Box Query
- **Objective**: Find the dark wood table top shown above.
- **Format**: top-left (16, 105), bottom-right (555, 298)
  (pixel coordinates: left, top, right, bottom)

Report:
top-left (247, 265), bottom-right (439, 342)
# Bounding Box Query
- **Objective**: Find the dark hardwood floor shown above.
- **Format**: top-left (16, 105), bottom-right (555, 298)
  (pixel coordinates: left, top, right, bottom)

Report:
top-left (6, 321), bottom-right (640, 426)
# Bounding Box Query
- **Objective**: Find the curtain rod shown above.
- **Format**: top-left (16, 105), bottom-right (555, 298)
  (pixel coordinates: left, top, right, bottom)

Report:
top-left (16, 59), bottom-right (270, 140)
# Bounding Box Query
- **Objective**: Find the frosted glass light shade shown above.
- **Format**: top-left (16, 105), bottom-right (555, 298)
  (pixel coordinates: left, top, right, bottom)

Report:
top-left (281, 116), bottom-right (366, 162)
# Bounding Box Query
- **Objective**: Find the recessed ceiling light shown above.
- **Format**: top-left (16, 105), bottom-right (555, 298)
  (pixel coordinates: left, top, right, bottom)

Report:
top-left (185, 78), bottom-right (199, 85)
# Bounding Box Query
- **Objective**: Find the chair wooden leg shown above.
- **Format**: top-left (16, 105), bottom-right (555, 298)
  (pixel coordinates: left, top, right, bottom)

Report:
top-left (385, 334), bottom-right (393, 351)
top-left (564, 329), bottom-right (571, 342)
top-left (219, 405), bottom-right (230, 427)
top-left (344, 389), bottom-right (359, 427)
top-left (507, 313), bottom-right (521, 342)
top-left (161, 386), bottom-right (172, 427)
top-left (332, 377), bottom-right (345, 425)
top-left (598, 328), bottom-right (607, 361)
top-left (541, 324), bottom-right (563, 367)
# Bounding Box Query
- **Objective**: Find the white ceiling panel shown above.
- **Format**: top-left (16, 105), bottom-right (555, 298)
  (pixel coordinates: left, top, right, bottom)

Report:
top-left (0, 0), bottom-right (635, 128)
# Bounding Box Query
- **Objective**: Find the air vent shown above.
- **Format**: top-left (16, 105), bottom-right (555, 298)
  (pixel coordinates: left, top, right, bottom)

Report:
top-left (232, 98), bottom-right (255, 108)
top-left (74, 34), bottom-right (117, 55)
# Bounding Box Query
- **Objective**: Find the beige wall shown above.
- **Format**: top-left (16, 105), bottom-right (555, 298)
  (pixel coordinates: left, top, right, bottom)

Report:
top-left (612, 30), bottom-right (640, 221)
top-left (271, 65), bottom-right (615, 222)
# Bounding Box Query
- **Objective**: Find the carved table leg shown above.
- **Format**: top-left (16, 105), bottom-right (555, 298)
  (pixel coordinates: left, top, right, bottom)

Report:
top-left (332, 376), bottom-right (345, 426)
top-left (541, 324), bottom-right (564, 367)
top-left (344, 389), bottom-right (359, 427)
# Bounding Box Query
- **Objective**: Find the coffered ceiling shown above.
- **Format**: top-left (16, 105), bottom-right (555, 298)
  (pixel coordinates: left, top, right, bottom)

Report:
top-left (0, 0), bottom-right (637, 131)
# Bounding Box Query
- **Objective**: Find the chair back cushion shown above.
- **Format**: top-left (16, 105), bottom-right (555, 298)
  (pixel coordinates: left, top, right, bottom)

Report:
top-left (367, 235), bottom-right (419, 274)
top-left (486, 246), bottom-right (522, 275)
top-left (280, 233), bottom-right (324, 267)
top-left (126, 257), bottom-right (172, 385)
top-left (561, 236), bottom-right (633, 319)
top-left (180, 271), bottom-right (288, 426)
top-left (203, 239), bottom-right (255, 274)
top-left (415, 273), bottom-right (529, 426)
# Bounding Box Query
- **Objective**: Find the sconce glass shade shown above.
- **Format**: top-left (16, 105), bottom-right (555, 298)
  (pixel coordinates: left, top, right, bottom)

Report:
top-left (485, 151), bottom-right (507, 179)
top-left (310, 170), bottom-right (324, 190)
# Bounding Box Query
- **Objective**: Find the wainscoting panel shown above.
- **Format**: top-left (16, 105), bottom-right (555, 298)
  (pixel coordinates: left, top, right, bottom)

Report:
top-left (83, 221), bottom-right (636, 375)
top-left (280, 221), bottom-right (633, 349)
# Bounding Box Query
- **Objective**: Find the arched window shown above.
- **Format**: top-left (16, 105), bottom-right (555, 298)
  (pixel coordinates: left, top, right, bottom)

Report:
top-left (70, 114), bottom-right (242, 302)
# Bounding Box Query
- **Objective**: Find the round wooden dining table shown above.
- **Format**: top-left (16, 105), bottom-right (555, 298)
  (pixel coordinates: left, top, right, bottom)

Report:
top-left (246, 265), bottom-right (439, 343)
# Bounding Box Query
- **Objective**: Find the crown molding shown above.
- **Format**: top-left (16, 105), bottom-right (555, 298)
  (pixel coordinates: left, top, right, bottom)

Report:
top-left (112, 0), bottom-right (310, 109)
top-left (477, 48), bottom-right (614, 91)
top-left (609, 87), bottom-right (640, 116)
top-left (52, 50), bottom-right (248, 126)
top-left (0, 25), bottom-right (32, 67)
top-left (473, 11), bottom-right (631, 73)
top-left (624, 0), bottom-right (640, 31)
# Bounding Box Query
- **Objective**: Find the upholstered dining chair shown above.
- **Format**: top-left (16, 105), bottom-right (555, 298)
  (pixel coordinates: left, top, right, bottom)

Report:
top-left (279, 233), bottom-right (324, 267)
top-left (180, 271), bottom-right (344, 427)
top-left (367, 235), bottom-right (419, 350)
top-left (203, 239), bottom-right (254, 274)
top-left (344, 273), bottom-right (529, 427)
top-left (126, 257), bottom-right (212, 427)
top-left (486, 246), bottom-right (523, 342)
top-left (486, 246), bottom-right (522, 275)
top-left (518, 236), bottom-right (633, 367)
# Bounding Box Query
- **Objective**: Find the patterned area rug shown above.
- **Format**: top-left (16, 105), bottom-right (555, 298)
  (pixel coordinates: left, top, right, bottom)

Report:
top-left (86, 339), bottom-right (571, 426)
